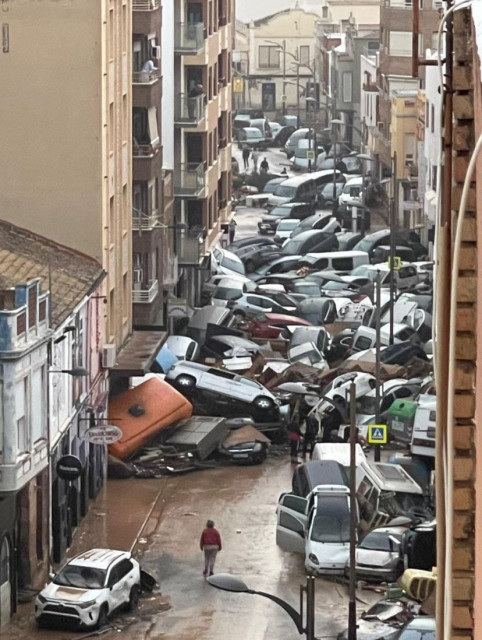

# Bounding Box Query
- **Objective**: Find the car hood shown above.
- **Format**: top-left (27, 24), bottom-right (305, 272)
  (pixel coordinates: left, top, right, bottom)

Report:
top-left (355, 548), bottom-right (397, 567)
top-left (40, 583), bottom-right (100, 603)
top-left (268, 196), bottom-right (290, 207)
top-left (308, 540), bottom-right (349, 567)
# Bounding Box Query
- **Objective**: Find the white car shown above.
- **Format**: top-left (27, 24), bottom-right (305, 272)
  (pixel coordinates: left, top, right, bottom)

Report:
top-left (228, 292), bottom-right (298, 317)
top-left (338, 176), bottom-right (363, 208)
top-left (202, 273), bottom-right (253, 301)
top-left (211, 277), bottom-right (257, 307)
top-left (166, 361), bottom-right (279, 411)
top-left (273, 218), bottom-right (301, 243)
top-left (35, 549), bottom-right (141, 630)
top-left (212, 247), bottom-right (246, 277)
top-left (312, 372), bottom-right (377, 416)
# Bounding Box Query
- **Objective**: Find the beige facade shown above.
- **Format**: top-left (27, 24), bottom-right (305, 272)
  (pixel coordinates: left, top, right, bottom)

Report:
top-left (322, 0), bottom-right (379, 31)
top-left (390, 90), bottom-right (418, 180)
top-left (0, 0), bottom-right (132, 349)
top-left (173, 0), bottom-right (234, 306)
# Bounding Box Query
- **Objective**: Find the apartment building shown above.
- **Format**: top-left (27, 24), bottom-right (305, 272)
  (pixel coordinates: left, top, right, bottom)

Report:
top-left (374, 0), bottom-right (440, 176)
top-left (0, 0), bottom-right (132, 353)
top-left (173, 0), bottom-right (234, 307)
top-left (132, 0), bottom-right (175, 328)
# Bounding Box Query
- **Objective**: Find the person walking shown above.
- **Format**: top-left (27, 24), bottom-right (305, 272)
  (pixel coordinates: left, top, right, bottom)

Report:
top-left (260, 157), bottom-right (269, 174)
top-left (228, 217), bottom-right (237, 243)
top-left (302, 414), bottom-right (319, 459)
top-left (251, 149), bottom-right (260, 172)
top-left (200, 520), bottom-right (222, 577)
top-left (242, 144), bottom-right (251, 170)
top-left (287, 421), bottom-right (302, 464)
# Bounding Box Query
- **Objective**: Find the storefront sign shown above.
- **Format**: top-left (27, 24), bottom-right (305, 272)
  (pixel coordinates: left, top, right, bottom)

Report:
top-left (56, 455), bottom-right (83, 481)
top-left (84, 425), bottom-right (123, 445)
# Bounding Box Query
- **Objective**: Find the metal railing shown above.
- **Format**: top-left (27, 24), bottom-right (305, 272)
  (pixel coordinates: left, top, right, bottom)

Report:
top-left (132, 68), bottom-right (162, 84)
top-left (383, 0), bottom-right (412, 7)
top-left (132, 279), bottom-right (159, 303)
top-left (176, 227), bottom-right (206, 264)
top-left (132, 208), bottom-right (160, 230)
top-left (174, 22), bottom-right (205, 54)
top-left (132, 0), bottom-right (159, 9)
top-left (173, 163), bottom-right (205, 197)
top-left (132, 141), bottom-right (160, 157)
top-left (174, 93), bottom-right (205, 124)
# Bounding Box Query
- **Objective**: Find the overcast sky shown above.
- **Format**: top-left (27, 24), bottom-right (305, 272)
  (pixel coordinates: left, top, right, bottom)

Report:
top-left (235, 0), bottom-right (321, 23)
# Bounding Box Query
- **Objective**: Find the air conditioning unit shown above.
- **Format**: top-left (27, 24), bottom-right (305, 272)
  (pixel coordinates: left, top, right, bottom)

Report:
top-left (102, 344), bottom-right (116, 369)
top-left (152, 45), bottom-right (161, 60)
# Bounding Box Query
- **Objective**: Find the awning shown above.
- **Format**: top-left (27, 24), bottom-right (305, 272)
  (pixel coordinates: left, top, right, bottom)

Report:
top-left (110, 330), bottom-right (167, 377)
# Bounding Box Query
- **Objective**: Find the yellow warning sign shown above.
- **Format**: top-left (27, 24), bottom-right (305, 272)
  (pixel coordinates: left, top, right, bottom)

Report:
top-left (367, 424), bottom-right (388, 445)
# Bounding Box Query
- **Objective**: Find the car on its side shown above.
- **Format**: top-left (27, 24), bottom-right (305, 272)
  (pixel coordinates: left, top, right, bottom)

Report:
top-left (166, 361), bottom-right (278, 412)
top-left (35, 549), bottom-right (141, 630)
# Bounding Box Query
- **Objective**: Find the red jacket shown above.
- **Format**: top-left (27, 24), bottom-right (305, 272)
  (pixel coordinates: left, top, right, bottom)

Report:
top-left (200, 527), bottom-right (222, 550)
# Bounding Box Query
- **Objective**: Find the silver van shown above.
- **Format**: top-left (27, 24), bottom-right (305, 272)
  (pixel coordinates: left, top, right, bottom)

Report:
top-left (267, 175), bottom-right (317, 209)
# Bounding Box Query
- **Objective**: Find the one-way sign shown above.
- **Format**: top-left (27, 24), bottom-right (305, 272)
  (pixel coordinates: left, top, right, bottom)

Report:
top-left (367, 423), bottom-right (388, 444)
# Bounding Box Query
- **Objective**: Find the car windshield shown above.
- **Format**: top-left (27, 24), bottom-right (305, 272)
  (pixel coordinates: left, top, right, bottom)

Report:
top-left (278, 220), bottom-right (298, 231)
top-left (213, 286), bottom-right (242, 300)
top-left (265, 181), bottom-right (281, 194)
top-left (273, 185), bottom-right (297, 198)
top-left (322, 281), bottom-right (347, 291)
top-left (270, 207), bottom-right (293, 217)
top-left (311, 499), bottom-right (350, 543)
top-left (221, 256), bottom-right (244, 274)
top-left (322, 183), bottom-right (342, 196)
top-left (246, 130), bottom-right (262, 140)
top-left (294, 283), bottom-right (320, 296)
top-left (351, 266), bottom-right (377, 281)
top-left (281, 240), bottom-right (302, 255)
top-left (54, 565), bottom-right (106, 589)
top-left (359, 531), bottom-right (401, 551)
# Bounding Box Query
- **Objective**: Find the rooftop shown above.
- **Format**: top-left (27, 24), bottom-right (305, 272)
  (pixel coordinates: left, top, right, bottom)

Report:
top-left (0, 219), bottom-right (105, 328)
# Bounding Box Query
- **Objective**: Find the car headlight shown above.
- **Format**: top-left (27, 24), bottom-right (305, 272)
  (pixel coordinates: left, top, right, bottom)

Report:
top-left (37, 594), bottom-right (47, 604)
top-left (308, 553), bottom-right (319, 565)
top-left (252, 443), bottom-right (263, 452)
top-left (77, 600), bottom-right (98, 609)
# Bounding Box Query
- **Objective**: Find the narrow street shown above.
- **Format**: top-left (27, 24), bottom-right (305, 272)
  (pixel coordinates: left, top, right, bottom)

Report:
top-left (4, 459), bottom-right (378, 640)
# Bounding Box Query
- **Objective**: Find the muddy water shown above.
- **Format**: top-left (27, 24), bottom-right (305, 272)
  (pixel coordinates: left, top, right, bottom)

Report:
top-left (3, 458), bottom-right (378, 640)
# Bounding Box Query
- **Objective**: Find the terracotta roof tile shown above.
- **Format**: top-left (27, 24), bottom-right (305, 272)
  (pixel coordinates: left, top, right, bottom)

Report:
top-left (0, 219), bottom-right (105, 327)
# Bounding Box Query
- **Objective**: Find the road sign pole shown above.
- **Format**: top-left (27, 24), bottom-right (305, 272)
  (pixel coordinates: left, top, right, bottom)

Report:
top-left (348, 383), bottom-right (357, 640)
top-left (374, 271), bottom-right (382, 462)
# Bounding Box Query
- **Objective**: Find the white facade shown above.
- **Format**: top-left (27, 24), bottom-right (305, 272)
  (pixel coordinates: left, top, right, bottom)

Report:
top-left (0, 281), bottom-right (50, 493)
top-left (161, 0), bottom-right (174, 170)
top-left (360, 53), bottom-right (378, 129)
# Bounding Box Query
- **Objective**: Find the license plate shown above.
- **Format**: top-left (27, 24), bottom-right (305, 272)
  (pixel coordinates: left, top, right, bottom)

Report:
top-left (233, 453), bottom-right (250, 459)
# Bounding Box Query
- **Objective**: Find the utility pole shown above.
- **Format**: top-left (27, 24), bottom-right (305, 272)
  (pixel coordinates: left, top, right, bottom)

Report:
top-left (296, 47), bottom-right (301, 128)
top-left (374, 271), bottom-right (382, 462)
top-left (348, 382), bottom-right (357, 640)
top-left (282, 39), bottom-right (287, 116)
top-left (389, 153), bottom-right (397, 345)
top-left (332, 122), bottom-right (337, 202)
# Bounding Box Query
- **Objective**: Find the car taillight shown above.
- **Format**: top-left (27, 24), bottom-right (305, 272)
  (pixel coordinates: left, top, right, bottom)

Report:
top-left (353, 294), bottom-right (367, 303)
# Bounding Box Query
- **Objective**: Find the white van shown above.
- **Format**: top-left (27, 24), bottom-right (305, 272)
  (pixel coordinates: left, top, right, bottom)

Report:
top-left (350, 323), bottom-right (421, 353)
top-left (338, 176), bottom-right (363, 208)
top-left (299, 250), bottom-right (369, 273)
top-left (411, 394), bottom-right (436, 458)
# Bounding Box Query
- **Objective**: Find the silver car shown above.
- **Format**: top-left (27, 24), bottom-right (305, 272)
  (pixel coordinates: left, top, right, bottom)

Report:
top-left (345, 526), bottom-right (407, 583)
top-left (166, 361), bottom-right (278, 411)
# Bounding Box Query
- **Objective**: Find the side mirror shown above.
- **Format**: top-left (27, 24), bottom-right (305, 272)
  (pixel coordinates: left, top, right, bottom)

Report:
top-left (49, 572), bottom-right (56, 580)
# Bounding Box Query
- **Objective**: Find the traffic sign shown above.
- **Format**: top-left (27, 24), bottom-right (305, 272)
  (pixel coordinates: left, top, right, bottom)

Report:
top-left (388, 256), bottom-right (402, 270)
top-left (367, 424), bottom-right (388, 444)
top-left (306, 151), bottom-right (315, 161)
top-left (84, 425), bottom-right (123, 445)
top-left (233, 77), bottom-right (244, 93)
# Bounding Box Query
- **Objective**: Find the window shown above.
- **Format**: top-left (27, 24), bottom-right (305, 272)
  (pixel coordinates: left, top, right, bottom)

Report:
top-left (258, 46), bottom-right (280, 69)
top-left (299, 45), bottom-right (310, 66)
top-left (16, 378), bottom-right (28, 453)
top-left (332, 257), bottom-right (354, 271)
top-left (31, 367), bottom-right (45, 443)
top-left (342, 72), bottom-right (352, 103)
top-left (389, 31), bottom-right (412, 56)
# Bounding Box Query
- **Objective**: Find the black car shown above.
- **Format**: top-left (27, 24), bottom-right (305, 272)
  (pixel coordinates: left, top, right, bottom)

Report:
top-left (353, 229), bottom-right (427, 259)
top-left (281, 229), bottom-right (339, 256)
top-left (201, 335), bottom-right (260, 359)
top-left (258, 202), bottom-right (314, 234)
top-left (270, 125), bottom-right (296, 147)
top-left (230, 236), bottom-right (277, 251)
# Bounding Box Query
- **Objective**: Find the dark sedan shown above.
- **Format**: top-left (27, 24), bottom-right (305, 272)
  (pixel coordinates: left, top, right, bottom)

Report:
top-left (258, 202), bottom-right (314, 234)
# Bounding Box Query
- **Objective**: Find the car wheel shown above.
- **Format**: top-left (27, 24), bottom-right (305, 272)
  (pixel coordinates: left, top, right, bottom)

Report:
top-left (96, 604), bottom-right (109, 629)
top-left (245, 259), bottom-right (255, 273)
top-left (253, 396), bottom-right (274, 411)
top-left (176, 374), bottom-right (196, 388)
top-left (128, 585), bottom-right (140, 611)
top-left (233, 310), bottom-right (246, 320)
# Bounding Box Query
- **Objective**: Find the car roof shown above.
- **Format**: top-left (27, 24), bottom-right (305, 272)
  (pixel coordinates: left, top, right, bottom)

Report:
top-left (69, 549), bottom-right (129, 570)
top-left (344, 176), bottom-right (363, 185)
top-left (286, 229), bottom-right (330, 240)
top-left (274, 175), bottom-right (315, 187)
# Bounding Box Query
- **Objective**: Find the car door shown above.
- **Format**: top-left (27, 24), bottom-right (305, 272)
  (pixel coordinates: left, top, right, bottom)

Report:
top-left (203, 368), bottom-right (236, 396)
top-left (106, 560), bottom-right (132, 611)
top-left (276, 494), bottom-right (308, 553)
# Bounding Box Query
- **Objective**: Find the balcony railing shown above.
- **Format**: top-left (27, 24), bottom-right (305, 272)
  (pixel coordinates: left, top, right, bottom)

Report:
top-left (132, 140), bottom-right (161, 157)
top-left (176, 227), bottom-right (206, 265)
top-left (132, 68), bottom-right (162, 84)
top-left (132, 208), bottom-right (160, 230)
top-left (174, 22), bottom-right (205, 54)
top-left (133, 0), bottom-right (159, 9)
top-left (174, 93), bottom-right (205, 126)
top-left (173, 163), bottom-right (205, 197)
top-left (132, 279), bottom-right (159, 303)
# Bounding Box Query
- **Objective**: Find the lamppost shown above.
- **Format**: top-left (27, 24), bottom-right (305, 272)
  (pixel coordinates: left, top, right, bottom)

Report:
top-left (207, 573), bottom-right (316, 640)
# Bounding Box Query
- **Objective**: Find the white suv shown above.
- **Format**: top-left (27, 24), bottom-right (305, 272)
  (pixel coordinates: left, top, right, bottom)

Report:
top-left (35, 549), bottom-right (141, 630)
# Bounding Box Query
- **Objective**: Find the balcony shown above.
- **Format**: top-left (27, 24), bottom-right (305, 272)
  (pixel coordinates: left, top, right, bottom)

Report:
top-left (176, 227), bottom-right (206, 265)
top-left (173, 163), bottom-right (205, 198)
top-left (133, 141), bottom-right (162, 181)
top-left (132, 0), bottom-right (161, 33)
top-left (132, 69), bottom-right (162, 107)
top-left (174, 22), bottom-right (205, 54)
top-left (133, 69), bottom-right (161, 84)
top-left (132, 208), bottom-right (160, 231)
top-left (133, 279), bottom-right (159, 304)
top-left (174, 93), bottom-right (205, 127)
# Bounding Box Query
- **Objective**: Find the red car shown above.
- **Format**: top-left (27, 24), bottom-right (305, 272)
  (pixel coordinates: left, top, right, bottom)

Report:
top-left (246, 313), bottom-right (312, 339)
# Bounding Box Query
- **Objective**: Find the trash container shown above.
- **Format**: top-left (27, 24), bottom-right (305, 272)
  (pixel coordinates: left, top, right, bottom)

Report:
top-left (387, 399), bottom-right (417, 445)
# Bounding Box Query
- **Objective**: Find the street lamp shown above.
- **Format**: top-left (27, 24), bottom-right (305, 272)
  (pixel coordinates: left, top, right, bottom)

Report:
top-left (207, 573), bottom-right (316, 640)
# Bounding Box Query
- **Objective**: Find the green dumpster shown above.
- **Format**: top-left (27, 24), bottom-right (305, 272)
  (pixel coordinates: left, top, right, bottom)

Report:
top-left (387, 399), bottom-right (417, 445)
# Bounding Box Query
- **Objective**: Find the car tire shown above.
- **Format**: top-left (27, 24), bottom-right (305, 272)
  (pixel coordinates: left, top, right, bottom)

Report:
top-left (245, 259), bottom-right (255, 273)
top-left (175, 374), bottom-right (196, 389)
top-left (253, 396), bottom-right (274, 411)
top-left (233, 310), bottom-right (246, 320)
top-left (128, 585), bottom-right (140, 611)
top-left (96, 604), bottom-right (109, 629)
